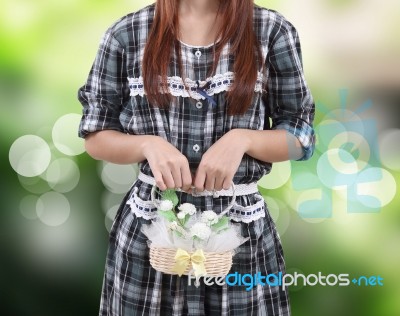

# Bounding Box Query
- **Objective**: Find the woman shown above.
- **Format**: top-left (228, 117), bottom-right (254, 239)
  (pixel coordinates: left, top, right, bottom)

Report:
top-left (78, 0), bottom-right (315, 315)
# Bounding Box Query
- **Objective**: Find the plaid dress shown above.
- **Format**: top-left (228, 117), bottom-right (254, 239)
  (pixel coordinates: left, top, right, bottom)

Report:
top-left (78, 4), bottom-right (315, 316)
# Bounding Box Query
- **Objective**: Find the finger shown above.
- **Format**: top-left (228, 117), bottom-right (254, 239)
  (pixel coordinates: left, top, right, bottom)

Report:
top-left (161, 169), bottom-right (175, 190)
top-left (222, 177), bottom-right (232, 190)
top-left (153, 170), bottom-right (167, 191)
top-left (181, 164), bottom-right (193, 192)
top-left (194, 169), bottom-right (206, 192)
top-left (170, 163), bottom-right (183, 189)
top-left (204, 174), bottom-right (216, 192)
top-left (214, 176), bottom-right (225, 192)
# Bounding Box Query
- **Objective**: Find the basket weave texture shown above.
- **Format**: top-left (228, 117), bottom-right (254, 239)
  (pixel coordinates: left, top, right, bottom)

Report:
top-left (148, 183), bottom-right (239, 277)
top-left (149, 246), bottom-right (233, 277)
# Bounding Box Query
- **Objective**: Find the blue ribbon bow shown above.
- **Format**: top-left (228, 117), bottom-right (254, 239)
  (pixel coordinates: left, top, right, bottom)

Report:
top-left (195, 80), bottom-right (217, 107)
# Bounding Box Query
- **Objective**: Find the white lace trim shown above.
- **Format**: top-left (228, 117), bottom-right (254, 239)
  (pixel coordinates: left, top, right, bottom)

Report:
top-left (126, 188), bottom-right (158, 220)
top-left (229, 194), bottom-right (266, 224)
top-left (127, 188), bottom-right (265, 223)
top-left (128, 72), bottom-right (264, 100)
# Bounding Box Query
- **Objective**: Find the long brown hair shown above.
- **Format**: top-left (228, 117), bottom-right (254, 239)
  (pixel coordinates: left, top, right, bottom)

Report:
top-left (142, 0), bottom-right (262, 115)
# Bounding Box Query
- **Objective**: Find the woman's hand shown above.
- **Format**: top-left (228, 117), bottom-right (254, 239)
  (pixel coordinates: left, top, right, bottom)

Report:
top-left (193, 130), bottom-right (249, 192)
top-left (193, 128), bottom-right (304, 192)
top-left (142, 136), bottom-right (192, 191)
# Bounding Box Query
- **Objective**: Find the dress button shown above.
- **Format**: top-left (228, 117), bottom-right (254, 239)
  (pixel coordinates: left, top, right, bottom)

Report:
top-left (195, 101), bottom-right (203, 109)
top-left (194, 50), bottom-right (202, 58)
top-left (193, 144), bottom-right (200, 152)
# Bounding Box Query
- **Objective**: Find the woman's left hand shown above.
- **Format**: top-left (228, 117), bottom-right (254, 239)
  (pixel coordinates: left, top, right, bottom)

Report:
top-left (193, 129), bottom-right (249, 192)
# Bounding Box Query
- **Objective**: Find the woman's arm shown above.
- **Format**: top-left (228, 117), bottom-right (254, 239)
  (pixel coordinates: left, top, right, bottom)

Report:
top-left (85, 130), bottom-right (193, 191)
top-left (85, 130), bottom-right (148, 164)
top-left (192, 128), bottom-right (303, 192)
top-left (232, 128), bottom-right (304, 162)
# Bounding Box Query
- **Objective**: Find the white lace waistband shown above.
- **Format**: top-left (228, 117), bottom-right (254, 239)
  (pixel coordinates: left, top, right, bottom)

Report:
top-left (137, 172), bottom-right (259, 197)
top-left (127, 173), bottom-right (266, 223)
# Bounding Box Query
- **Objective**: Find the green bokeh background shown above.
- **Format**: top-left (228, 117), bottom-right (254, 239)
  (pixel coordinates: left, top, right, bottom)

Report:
top-left (1, 0), bottom-right (399, 315)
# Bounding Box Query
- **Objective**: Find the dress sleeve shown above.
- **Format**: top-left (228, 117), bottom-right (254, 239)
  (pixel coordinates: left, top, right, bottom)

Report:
top-left (77, 29), bottom-right (129, 138)
top-left (265, 23), bottom-right (315, 161)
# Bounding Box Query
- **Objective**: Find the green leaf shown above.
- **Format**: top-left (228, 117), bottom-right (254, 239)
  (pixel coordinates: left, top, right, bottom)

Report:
top-left (180, 214), bottom-right (190, 226)
top-left (211, 216), bottom-right (229, 232)
top-left (174, 231), bottom-right (184, 238)
top-left (161, 189), bottom-right (179, 207)
top-left (158, 210), bottom-right (177, 222)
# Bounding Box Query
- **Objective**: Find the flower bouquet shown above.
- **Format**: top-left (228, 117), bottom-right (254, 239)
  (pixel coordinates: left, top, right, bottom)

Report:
top-left (141, 185), bottom-right (248, 283)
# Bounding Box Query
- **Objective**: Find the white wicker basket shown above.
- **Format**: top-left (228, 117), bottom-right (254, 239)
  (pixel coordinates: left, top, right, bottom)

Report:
top-left (149, 247), bottom-right (233, 277)
top-left (148, 184), bottom-right (237, 277)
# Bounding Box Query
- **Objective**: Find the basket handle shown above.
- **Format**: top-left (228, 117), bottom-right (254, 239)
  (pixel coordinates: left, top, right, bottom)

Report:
top-left (218, 182), bottom-right (236, 218)
top-left (151, 182), bottom-right (236, 219)
top-left (150, 185), bottom-right (161, 209)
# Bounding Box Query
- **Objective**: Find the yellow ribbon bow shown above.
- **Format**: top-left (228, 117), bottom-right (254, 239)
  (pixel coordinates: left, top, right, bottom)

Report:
top-left (173, 248), bottom-right (207, 278)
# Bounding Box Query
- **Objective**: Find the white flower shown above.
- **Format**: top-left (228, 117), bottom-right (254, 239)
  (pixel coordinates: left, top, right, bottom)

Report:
top-left (201, 210), bottom-right (219, 225)
top-left (168, 221), bottom-right (189, 238)
top-left (168, 221), bottom-right (179, 230)
top-left (177, 212), bottom-right (186, 220)
top-left (190, 222), bottom-right (212, 240)
top-left (178, 203), bottom-right (196, 215)
top-left (159, 200), bottom-right (173, 211)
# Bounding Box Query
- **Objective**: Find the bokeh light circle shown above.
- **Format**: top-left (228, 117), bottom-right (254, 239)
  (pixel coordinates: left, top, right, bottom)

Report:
top-left (105, 205), bottom-right (119, 232)
top-left (264, 196), bottom-right (280, 222)
top-left (264, 196), bottom-right (291, 235)
top-left (315, 119), bottom-right (346, 153)
top-left (322, 109), bottom-right (364, 133)
top-left (258, 161), bottom-right (291, 190)
top-left (36, 192), bottom-right (70, 226)
top-left (379, 129), bottom-right (400, 171)
top-left (286, 168), bottom-right (321, 212)
top-left (20, 195), bottom-right (39, 220)
top-left (296, 189), bottom-right (328, 223)
top-left (9, 135), bottom-right (51, 177)
top-left (102, 191), bottom-right (125, 214)
top-left (45, 158), bottom-right (80, 192)
top-left (329, 131), bottom-right (370, 171)
top-left (317, 149), bottom-right (358, 188)
top-left (271, 197), bottom-right (290, 235)
top-left (18, 174), bottom-right (51, 194)
top-left (100, 162), bottom-right (138, 194)
top-left (327, 149), bottom-right (359, 175)
top-left (52, 113), bottom-right (85, 156)
top-left (356, 168), bottom-right (396, 208)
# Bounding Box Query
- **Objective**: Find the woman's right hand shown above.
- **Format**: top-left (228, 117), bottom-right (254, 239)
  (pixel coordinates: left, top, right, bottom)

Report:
top-left (85, 131), bottom-right (192, 191)
top-left (142, 136), bottom-right (192, 191)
